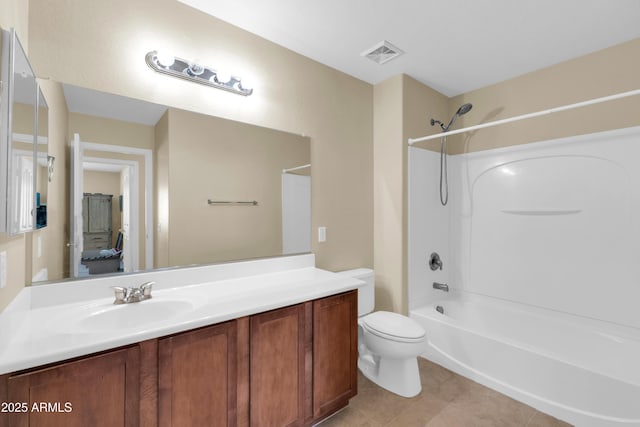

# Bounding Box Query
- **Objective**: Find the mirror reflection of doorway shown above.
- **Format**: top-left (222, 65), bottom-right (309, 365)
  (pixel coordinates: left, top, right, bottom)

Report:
top-left (70, 134), bottom-right (152, 278)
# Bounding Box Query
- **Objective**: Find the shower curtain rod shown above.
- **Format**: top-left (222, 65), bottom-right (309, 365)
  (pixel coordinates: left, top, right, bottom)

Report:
top-left (408, 88), bottom-right (640, 146)
top-left (282, 164), bottom-right (311, 174)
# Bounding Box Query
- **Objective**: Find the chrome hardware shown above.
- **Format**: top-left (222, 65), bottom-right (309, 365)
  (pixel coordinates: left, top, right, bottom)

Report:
top-left (140, 281), bottom-right (153, 298)
top-left (436, 305), bottom-right (444, 314)
top-left (207, 199), bottom-right (258, 206)
top-left (433, 282), bottom-right (449, 292)
top-left (429, 252), bottom-right (443, 271)
top-left (112, 286), bottom-right (128, 304)
top-left (112, 281), bottom-right (154, 304)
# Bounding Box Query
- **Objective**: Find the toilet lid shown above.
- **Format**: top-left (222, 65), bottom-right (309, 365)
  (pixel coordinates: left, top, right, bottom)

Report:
top-left (361, 311), bottom-right (426, 341)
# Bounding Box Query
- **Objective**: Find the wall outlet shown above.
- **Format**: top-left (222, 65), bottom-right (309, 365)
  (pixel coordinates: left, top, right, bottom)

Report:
top-left (318, 226), bottom-right (327, 243)
top-left (0, 251), bottom-right (7, 289)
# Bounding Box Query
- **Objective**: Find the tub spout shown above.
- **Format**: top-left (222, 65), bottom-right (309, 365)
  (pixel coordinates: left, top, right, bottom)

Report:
top-left (433, 282), bottom-right (449, 292)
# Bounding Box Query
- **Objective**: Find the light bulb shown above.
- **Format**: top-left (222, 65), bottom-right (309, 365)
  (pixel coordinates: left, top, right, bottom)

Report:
top-left (215, 70), bottom-right (231, 84)
top-left (156, 50), bottom-right (175, 67)
top-left (239, 77), bottom-right (253, 92)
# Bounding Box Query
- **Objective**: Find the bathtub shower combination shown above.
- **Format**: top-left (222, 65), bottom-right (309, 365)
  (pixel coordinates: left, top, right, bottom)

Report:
top-left (409, 126), bottom-right (640, 427)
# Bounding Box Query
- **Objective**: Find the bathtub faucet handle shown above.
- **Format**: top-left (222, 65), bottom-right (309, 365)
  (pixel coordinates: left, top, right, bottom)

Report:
top-left (429, 252), bottom-right (443, 271)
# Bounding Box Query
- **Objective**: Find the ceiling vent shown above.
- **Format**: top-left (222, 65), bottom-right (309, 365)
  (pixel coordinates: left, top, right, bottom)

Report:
top-left (361, 40), bottom-right (404, 65)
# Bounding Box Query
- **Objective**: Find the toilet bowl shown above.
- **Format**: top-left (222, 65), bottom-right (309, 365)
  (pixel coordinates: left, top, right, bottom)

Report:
top-left (339, 269), bottom-right (427, 397)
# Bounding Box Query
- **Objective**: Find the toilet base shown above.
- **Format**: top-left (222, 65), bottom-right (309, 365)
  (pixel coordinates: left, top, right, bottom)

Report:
top-left (358, 354), bottom-right (422, 398)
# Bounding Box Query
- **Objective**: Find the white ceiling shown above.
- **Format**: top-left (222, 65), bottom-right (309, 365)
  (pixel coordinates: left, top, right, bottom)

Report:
top-left (178, 0), bottom-right (640, 97)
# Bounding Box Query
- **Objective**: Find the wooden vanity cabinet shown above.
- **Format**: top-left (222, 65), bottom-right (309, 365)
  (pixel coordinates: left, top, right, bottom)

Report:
top-left (247, 290), bottom-right (357, 427)
top-left (2, 346), bottom-right (140, 427)
top-left (249, 303), bottom-right (307, 427)
top-left (0, 290), bottom-right (358, 427)
top-left (311, 291), bottom-right (358, 422)
top-left (158, 320), bottom-right (238, 427)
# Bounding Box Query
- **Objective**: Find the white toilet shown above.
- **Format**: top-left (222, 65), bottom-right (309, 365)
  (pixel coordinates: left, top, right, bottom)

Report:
top-left (339, 268), bottom-right (427, 397)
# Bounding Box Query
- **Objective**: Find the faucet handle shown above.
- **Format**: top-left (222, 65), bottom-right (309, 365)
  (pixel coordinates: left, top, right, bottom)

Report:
top-left (140, 281), bottom-right (154, 298)
top-left (111, 286), bottom-right (128, 304)
top-left (429, 252), bottom-right (443, 271)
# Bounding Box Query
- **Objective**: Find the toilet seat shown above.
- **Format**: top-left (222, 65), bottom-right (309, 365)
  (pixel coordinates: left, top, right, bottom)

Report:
top-left (361, 311), bottom-right (426, 343)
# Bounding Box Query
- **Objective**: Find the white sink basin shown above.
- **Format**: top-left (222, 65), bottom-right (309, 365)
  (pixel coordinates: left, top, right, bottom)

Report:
top-left (50, 298), bottom-right (197, 334)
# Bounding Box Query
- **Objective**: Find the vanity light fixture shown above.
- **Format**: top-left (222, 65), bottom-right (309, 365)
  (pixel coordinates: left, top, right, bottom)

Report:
top-left (145, 51), bottom-right (253, 96)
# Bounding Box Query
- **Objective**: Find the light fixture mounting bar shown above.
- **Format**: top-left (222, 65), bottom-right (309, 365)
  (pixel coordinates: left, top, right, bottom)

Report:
top-left (145, 51), bottom-right (253, 96)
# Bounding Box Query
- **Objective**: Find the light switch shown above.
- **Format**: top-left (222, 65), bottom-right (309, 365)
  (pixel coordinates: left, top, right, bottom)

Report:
top-left (37, 236), bottom-right (42, 258)
top-left (318, 226), bottom-right (327, 243)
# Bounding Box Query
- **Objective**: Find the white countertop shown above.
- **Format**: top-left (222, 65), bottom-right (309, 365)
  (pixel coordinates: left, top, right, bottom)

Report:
top-left (0, 254), bottom-right (364, 375)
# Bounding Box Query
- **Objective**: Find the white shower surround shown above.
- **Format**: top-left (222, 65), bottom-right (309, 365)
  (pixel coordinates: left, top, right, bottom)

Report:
top-left (408, 126), bottom-right (640, 426)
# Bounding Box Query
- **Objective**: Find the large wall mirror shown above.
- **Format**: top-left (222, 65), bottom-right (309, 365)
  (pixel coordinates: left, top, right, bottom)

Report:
top-left (34, 83), bottom-right (311, 284)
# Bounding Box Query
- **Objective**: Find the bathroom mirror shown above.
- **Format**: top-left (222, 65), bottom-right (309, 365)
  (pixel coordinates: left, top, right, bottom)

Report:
top-left (33, 83), bottom-right (311, 283)
top-left (0, 28), bottom-right (38, 235)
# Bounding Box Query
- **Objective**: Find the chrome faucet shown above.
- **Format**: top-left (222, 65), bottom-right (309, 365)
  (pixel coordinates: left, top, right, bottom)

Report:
top-left (112, 281), bottom-right (154, 304)
top-left (433, 282), bottom-right (449, 292)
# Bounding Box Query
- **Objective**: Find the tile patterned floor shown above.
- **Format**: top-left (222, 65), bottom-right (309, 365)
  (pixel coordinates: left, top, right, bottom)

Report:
top-left (320, 358), bottom-right (571, 427)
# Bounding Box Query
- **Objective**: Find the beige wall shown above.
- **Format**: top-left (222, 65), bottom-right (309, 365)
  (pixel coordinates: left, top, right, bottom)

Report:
top-left (373, 76), bottom-right (403, 313)
top-left (28, 0), bottom-right (374, 274)
top-left (162, 108), bottom-right (310, 267)
top-left (12, 102), bottom-right (35, 134)
top-left (447, 38), bottom-right (640, 155)
top-left (0, 0), bottom-right (28, 51)
top-left (373, 75), bottom-right (449, 314)
top-left (37, 80), bottom-right (69, 281)
top-left (68, 113), bottom-right (156, 150)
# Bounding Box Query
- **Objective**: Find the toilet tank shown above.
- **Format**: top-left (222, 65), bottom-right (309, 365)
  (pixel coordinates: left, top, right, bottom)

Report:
top-left (338, 268), bottom-right (374, 316)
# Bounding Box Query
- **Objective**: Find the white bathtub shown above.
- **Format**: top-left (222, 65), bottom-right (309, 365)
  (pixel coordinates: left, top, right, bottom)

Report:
top-left (411, 294), bottom-right (640, 427)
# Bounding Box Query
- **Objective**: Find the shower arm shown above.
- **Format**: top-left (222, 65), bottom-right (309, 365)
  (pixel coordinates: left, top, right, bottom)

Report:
top-left (408, 88), bottom-right (640, 146)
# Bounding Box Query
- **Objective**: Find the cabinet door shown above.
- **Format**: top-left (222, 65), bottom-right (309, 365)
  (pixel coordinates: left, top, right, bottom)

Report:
top-left (312, 290), bottom-right (358, 420)
top-left (158, 320), bottom-right (237, 427)
top-left (250, 304), bottom-right (305, 427)
top-left (6, 346), bottom-right (140, 427)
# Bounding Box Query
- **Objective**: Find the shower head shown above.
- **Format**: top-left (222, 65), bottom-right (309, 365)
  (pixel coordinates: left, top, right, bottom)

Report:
top-left (430, 103), bottom-right (473, 132)
top-left (456, 103), bottom-right (473, 116)
top-left (444, 103), bottom-right (473, 131)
